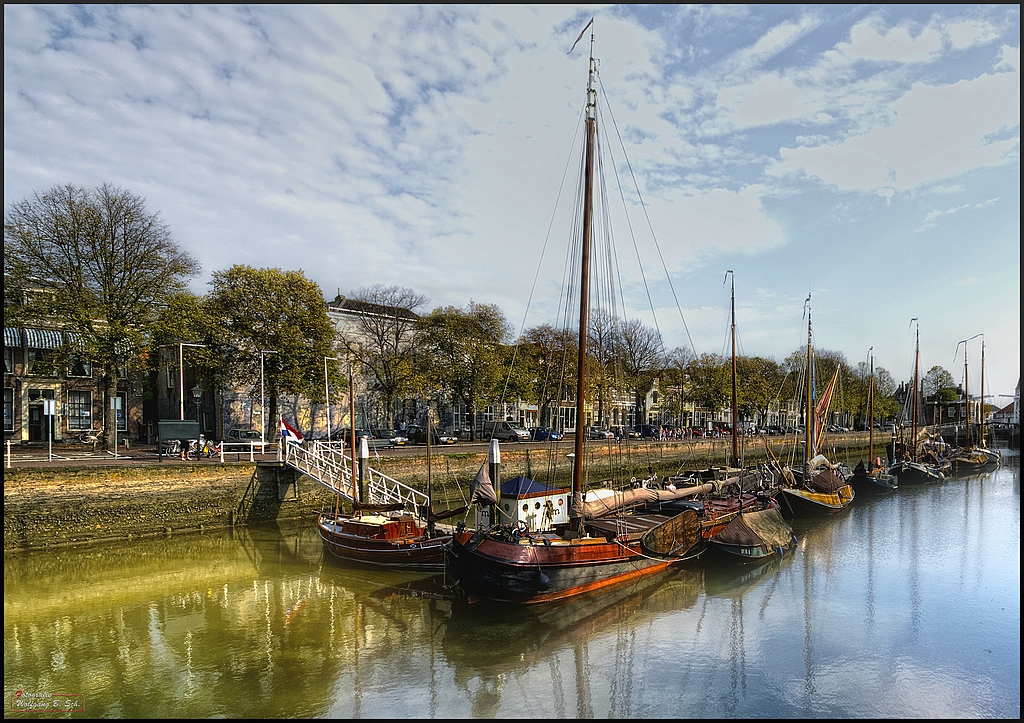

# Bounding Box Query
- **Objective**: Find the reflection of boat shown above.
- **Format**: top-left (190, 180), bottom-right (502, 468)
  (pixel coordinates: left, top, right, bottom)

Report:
top-left (850, 349), bottom-right (898, 495)
top-left (447, 28), bottom-right (705, 604)
top-left (773, 298), bottom-right (855, 516)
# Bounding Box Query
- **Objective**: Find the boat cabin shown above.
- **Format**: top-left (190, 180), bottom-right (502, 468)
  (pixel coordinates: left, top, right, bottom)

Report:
top-left (340, 514), bottom-right (423, 540)
top-left (498, 476), bottom-right (569, 532)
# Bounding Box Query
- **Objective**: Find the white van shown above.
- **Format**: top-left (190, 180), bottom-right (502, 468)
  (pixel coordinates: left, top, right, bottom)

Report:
top-left (482, 421), bottom-right (531, 442)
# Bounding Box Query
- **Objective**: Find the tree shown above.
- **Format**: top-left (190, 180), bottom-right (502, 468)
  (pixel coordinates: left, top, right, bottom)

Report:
top-left (205, 266), bottom-right (335, 440)
top-left (661, 345), bottom-right (695, 426)
top-left (4, 183), bottom-right (198, 449)
top-left (416, 302), bottom-right (511, 440)
top-left (515, 323), bottom-right (578, 429)
top-left (735, 356), bottom-right (783, 425)
top-left (339, 284), bottom-right (427, 427)
top-left (613, 317), bottom-right (664, 424)
top-left (686, 353), bottom-right (730, 420)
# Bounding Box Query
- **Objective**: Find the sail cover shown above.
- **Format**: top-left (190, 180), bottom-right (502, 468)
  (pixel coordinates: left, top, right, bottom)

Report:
top-left (814, 366), bottom-right (841, 451)
top-left (713, 507), bottom-right (793, 549)
top-left (469, 464), bottom-right (497, 505)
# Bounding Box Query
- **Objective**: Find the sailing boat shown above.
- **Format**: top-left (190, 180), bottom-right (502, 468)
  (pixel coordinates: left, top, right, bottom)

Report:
top-left (656, 271), bottom-right (789, 550)
top-left (850, 348), bottom-right (898, 495)
top-left (947, 336), bottom-right (1001, 472)
top-left (318, 379), bottom-right (467, 571)
top-left (887, 320), bottom-right (947, 484)
top-left (773, 297), bottom-right (855, 516)
top-left (446, 27), bottom-right (706, 604)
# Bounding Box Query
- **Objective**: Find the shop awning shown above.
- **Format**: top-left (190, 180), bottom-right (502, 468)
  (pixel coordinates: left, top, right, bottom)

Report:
top-left (23, 328), bottom-right (65, 349)
top-left (4, 328), bottom-right (21, 347)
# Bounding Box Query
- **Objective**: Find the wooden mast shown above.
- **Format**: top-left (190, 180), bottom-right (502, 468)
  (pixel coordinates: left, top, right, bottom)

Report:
top-left (570, 35), bottom-right (597, 533)
top-left (804, 296), bottom-right (813, 474)
top-left (727, 270), bottom-right (738, 468)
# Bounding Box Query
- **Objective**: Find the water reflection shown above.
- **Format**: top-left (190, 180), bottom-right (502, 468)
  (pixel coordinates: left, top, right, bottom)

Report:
top-left (4, 451), bottom-right (1020, 718)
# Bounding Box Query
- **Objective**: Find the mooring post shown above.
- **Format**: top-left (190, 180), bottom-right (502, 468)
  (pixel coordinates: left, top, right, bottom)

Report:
top-left (358, 436), bottom-right (369, 504)
top-left (488, 439), bottom-right (501, 526)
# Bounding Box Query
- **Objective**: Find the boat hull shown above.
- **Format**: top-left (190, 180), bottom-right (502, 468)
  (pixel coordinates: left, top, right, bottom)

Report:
top-left (448, 522), bottom-right (704, 604)
top-left (849, 469), bottom-right (898, 495)
top-left (887, 460), bottom-right (945, 485)
top-left (778, 485), bottom-right (855, 515)
top-left (318, 515), bottom-right (449, 571)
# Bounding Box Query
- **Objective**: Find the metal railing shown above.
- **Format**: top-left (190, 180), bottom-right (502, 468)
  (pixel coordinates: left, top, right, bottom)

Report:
top-left (285, 440), bottom-right (429, 518)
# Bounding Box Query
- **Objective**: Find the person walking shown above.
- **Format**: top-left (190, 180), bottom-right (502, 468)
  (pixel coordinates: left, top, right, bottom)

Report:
top-left (179, 438), bottom-right (190, 461)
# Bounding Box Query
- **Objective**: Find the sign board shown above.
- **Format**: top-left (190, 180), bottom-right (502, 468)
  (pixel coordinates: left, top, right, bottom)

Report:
top-left (43, 400), bottom-right (58, 416)
top-left (111, 396), bottom-right (123, 410)
top-left (158, 420), bottom-right (200, 441)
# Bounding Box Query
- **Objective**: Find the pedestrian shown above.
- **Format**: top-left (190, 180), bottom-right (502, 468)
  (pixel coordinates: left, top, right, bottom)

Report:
top-left (179, 438), bottom-right (190, 461)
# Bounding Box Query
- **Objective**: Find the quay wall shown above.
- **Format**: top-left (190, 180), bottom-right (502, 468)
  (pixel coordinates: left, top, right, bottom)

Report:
top-left (3, 434), bottom-right (874, 553)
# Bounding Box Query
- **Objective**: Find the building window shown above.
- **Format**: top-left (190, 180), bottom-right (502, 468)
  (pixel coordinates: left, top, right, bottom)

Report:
top-left (3, 388), bottom-right (13, 432)
top-left (68, 356), bottom-right (93, 378)
top-left (4, 347), bottom-right (13, 374)
top-left (67, 390), bottom-right (92, 430)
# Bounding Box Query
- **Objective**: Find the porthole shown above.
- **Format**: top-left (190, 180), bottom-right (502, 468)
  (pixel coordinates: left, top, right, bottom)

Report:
top-left (534, 502), bottom-right (541, 510)
top-left (522, 503), bottom-right (529, 512)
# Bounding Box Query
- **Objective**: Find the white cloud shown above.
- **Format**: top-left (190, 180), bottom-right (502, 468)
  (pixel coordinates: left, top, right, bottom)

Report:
top-left (834, 18), bottom-right (943, 64)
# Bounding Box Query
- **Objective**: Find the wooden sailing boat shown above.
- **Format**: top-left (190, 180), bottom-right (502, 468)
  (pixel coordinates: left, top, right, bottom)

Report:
top-left (318, 374), bottom-right (467, 571)
top-left (850, 348), bottom-right (898, 495)
top-left (947, 336), bottom-right (1001, 471)
top-left (656, 271), bottom-right (788, 546)
top-left (447, 26), bottom-right (706, 604)
top-left (887, 320), bottom-right (947, 484)
top-left (774, 297), bottom-right (855, 515)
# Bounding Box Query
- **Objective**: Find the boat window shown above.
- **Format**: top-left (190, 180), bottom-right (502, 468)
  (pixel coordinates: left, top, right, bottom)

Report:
top-left (522, 504), bottom-right (528, 512)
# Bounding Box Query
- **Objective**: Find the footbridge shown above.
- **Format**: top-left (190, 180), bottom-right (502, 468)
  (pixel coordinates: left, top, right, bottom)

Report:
top-left (283, 440), bottom-right (430, 519)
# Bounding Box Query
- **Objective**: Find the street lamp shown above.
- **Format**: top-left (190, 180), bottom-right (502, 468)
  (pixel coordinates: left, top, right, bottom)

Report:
top-left (191, 384), bottom-right (204, 422)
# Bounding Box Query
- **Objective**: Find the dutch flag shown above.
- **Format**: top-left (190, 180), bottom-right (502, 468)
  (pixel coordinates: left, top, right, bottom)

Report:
top-left (280, 417), bottom-right (304, 445)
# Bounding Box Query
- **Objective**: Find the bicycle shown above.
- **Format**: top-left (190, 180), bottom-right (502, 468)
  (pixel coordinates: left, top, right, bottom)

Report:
top-left (75, 429), bottom-right (102, 444)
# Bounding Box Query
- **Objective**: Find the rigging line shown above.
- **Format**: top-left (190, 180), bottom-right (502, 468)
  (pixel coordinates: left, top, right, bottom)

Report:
top-left (496, 102), bottom-right (587, 409)
top-left (595, 93), bottom-right (663, 345)
top-left (598, 74), bottom-right (697, 359)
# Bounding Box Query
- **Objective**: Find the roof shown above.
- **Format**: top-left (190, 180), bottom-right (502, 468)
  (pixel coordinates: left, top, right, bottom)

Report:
top-left (499, 476), bottom-right (568, 498)
top-left (328, 295), bottom-right (420, 322)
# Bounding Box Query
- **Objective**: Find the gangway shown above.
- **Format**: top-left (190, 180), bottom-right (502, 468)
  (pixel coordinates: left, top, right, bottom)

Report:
top-left (284, 440), bottom-right (430, 520)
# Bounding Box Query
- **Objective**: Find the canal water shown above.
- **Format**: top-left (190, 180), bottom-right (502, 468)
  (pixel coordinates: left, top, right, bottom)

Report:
top-left (4, 450), bottom-right (1019, 718)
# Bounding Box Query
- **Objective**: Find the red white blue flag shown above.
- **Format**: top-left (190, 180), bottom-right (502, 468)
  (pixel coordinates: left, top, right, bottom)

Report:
top-left (280, 417), bottom-right (304, 445)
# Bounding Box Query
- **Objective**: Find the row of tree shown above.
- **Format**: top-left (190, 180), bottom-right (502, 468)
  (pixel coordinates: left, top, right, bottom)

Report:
top-left (5, 183), bottom-right (964, 447)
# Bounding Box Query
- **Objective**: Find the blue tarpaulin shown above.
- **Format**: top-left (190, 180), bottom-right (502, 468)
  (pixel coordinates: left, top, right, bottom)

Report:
top-left (500, 476), bottom-right (566, 497)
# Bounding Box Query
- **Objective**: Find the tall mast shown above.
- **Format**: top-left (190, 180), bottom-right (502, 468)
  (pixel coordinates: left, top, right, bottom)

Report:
top-left (570, 34), bottom-right (597, 533)
top-left (912, 319), bottom-right (919, 461)
top-left (869, 348), bottom-right (875, 469)
top-left (805, 296), bottom-right (813, 468)
top-left (727, 270), bottom-right (738, 468)
top-left (963, 342), bottom-right (970, 448)
top-left (979, 338), bottom-right (986, 448)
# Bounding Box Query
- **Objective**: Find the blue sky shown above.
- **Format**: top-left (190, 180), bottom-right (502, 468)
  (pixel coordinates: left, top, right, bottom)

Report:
top-left (4, 5), bottom-right (1019, 402)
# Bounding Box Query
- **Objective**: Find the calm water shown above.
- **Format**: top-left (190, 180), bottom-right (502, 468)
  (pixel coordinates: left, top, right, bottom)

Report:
top-left (4, 450), bottom-right (1019, 718)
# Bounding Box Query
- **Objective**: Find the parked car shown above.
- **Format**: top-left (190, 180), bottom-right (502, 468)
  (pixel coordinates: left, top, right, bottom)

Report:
top-left (634, 424), bottom-right (660, 439)
top-left (529, 426), bottom-right (564, 442)
top-left (764, 425), bottom-right (785, 436)
top-left (687, 426), bottom-right (705, 438)
top-left (588, 426), bottom-right (616, 440)
top-left (405, 424), bottom-right (458, 445)
top-left (609, 425), bottom-right (639, 439)
top-left (482, 421), bottom-right (531, 442)
top-left (226, 428), bottom-right (263, 442)
top-left (373, 429), bottom-right (408, 446)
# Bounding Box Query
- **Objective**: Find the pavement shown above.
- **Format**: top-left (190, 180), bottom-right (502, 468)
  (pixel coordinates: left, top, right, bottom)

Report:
top-left (3, 441), bottom-right (283, 469)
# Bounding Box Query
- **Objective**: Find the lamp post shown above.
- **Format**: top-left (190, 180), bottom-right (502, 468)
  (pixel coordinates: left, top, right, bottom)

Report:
top-left (259, 350), bottom-right (278, 443)
top-left (175, 343), bottom-right (207, 420)
top-left (192, 384), bottom-right (203, 458)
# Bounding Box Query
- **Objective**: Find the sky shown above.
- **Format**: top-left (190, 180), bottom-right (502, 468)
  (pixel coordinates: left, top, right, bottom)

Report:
top-left (4, 5), bottom-right (1020, 403)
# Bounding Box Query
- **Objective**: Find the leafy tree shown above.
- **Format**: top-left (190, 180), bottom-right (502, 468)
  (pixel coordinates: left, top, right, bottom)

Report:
top-left (735, 356), bottom-right (783, 425)
top-left (205, 266), bottom-right (335, 440)
top-left (4, 183), bottom-right (197, 449)
top-left (339, 284), bottom-right (427, 427)
top-left (922, 365), bottom-right (958, 404)
top-left (416, 301), bottom-right (511, 440)
top-left (515, 323), bottom-right (578, 429)
top-left (586, 308), bottom-right (619, 427)
top-left (686, 353), bottom-right (730, 418)
top-left (661, 345), bottom-right (695, 426)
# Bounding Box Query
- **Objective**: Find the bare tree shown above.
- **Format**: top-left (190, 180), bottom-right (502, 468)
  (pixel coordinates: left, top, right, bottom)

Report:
top-left (613, 317), bottom-right (664, 424)
top-left (4, 183), bottom-right (197, 449)
top-left (339, 284), bottom-right (427, 427)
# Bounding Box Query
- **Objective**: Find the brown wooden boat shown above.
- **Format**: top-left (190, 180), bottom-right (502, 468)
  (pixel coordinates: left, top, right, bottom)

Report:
top-left (318, 511), bottom-right (452, 571)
